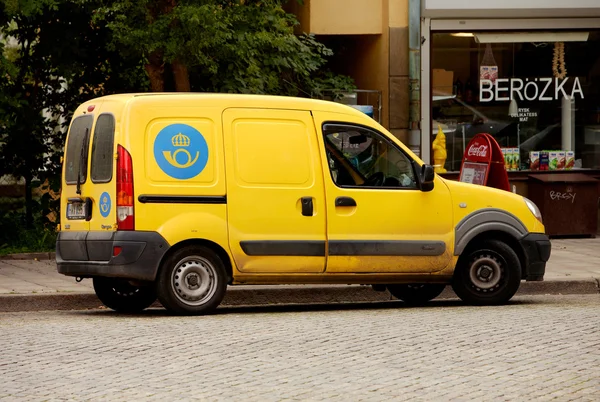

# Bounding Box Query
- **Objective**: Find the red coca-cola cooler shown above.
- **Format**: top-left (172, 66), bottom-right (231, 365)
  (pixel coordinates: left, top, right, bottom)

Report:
top-left (459, 133), bottom-right (510, 192)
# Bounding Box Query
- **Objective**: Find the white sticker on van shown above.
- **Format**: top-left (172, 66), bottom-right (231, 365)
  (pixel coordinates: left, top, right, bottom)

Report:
top-left (153, 124), bottom-right (209, 180)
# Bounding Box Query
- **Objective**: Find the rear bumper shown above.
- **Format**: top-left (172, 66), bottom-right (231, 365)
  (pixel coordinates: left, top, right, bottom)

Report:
top-left (56, 231), bottom-right (169, 282)
top-left (519, 233), bottom-right (551, 281)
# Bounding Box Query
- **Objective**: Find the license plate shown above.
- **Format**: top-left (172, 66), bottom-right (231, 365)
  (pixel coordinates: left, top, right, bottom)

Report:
top-left (67, 202), bottom-right (86, 220)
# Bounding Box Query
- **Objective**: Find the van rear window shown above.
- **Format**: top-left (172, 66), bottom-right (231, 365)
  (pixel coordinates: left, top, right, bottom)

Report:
top-left (65, 115), bottom-right (93, 185)
top-left (91, 114), bottom-right (116, 183)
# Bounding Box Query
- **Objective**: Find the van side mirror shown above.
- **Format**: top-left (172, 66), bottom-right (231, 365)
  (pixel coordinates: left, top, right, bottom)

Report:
top-left (418, 164), bottom-right (435, 192)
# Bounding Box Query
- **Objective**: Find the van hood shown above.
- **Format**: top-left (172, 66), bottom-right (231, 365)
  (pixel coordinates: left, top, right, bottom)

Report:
top-left (439, 176), bottom-right (544, 233)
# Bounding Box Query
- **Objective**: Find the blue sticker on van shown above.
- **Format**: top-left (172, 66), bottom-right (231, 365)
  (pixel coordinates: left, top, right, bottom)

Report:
top-left (153, 124), bottom-right (209, 180)
top-left (99, 192), bottom-right (111, 218)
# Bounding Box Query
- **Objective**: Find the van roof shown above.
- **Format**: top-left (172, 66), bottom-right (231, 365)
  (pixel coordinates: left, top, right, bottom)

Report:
top-left (79, 92), bottom-right (373, 120)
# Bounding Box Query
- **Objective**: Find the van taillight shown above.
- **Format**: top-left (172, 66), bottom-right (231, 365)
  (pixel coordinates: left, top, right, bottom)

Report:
top-left (116, 145), bottom-right (134, 230)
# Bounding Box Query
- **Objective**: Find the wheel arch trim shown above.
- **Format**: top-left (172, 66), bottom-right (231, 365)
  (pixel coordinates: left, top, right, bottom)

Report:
top-left (454, 208), bottom-right (528, 256)
top-left (158, 238), bottom-right (235, 284)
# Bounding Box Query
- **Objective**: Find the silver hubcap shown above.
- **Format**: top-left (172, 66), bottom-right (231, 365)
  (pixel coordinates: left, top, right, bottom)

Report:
top-left (469, 254), bottom-right (503, 291)
top-left (171, 256), bottom-right (218, 306)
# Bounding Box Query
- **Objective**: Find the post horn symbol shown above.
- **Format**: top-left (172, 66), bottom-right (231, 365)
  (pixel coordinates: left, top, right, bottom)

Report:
top-left (164, 133), bottom-right (200, 169)
top-left (100, 196), bottom-right (109, 213)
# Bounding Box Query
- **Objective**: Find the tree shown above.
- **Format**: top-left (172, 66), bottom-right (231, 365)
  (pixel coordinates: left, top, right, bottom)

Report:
top-left (93, 0), bottom-right (355, 96)
top-left (0, 0), bottom-right (147, 229)
top-left (0, 0), bottom-right (354, 240)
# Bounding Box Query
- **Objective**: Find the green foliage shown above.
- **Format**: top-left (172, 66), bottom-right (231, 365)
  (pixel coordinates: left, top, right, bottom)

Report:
top-left (0, 222), bottom-right (57, 255)
top-left (1, 0), bottom-right (148, 232)
top-left (0, 192), bottom-right (57, 255)
top-left (92, 0), bottom-right (355, 95)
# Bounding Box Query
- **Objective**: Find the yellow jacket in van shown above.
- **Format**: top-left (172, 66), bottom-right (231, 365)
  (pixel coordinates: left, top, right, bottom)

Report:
top-left (56, 93), bottom-right (550, 315)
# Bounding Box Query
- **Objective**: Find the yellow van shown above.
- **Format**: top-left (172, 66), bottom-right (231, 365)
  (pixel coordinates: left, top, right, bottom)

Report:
top-left (56, 93), bottom-right (551, 315)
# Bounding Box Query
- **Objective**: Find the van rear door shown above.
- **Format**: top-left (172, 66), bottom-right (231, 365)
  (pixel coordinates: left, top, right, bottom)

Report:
top-left (87, 113), bottom-right (117, 233)
top-left (61, 113), bottom-right (94, 232)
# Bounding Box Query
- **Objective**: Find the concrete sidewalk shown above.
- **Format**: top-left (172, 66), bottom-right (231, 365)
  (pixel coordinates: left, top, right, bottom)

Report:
top-left (0, 238), bottom-right (599, 311)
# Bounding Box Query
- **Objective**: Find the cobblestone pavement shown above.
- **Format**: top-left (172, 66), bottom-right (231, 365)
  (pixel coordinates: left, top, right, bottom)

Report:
top-left (1, 295), bottom-right (599, 401)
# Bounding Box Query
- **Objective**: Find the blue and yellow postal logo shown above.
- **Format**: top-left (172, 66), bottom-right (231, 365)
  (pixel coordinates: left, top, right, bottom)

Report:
top-left (153, 124), bottom-right (209, 180)
top-left (99, 192), bottom-right (111, 218)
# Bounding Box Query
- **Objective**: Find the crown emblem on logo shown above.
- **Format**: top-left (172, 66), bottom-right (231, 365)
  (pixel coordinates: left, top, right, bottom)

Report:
top-left (172, 133), bottom-right (190, 147)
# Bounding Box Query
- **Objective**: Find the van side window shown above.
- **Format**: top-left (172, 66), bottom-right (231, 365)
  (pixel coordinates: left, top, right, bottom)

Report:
top-left (65, 115), bottom-right (93, 185)
top-left (91, 114), bottom-right (116, 183)
top-left (323, 123), bottom-right (417, 189)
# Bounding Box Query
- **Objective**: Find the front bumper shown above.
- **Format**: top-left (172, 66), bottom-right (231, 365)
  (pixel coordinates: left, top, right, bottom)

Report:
top-left (56, 231), bottom-right (169, 282)
top-left (519, 233), bottom-right (551, 281)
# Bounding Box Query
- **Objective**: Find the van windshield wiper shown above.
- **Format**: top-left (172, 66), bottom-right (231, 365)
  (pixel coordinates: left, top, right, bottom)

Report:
top-left (76, 128), bottom-right (89, 195)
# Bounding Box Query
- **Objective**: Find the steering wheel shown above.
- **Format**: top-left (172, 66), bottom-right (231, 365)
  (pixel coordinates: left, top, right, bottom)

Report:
top-left (364, 172), bottom-right (385, 187)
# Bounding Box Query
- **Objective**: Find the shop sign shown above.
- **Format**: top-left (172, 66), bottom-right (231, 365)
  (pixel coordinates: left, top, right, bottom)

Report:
top-left (509, 108), bottom-right (538, 122)
top-left (480, 77), bottom-right (584, 102)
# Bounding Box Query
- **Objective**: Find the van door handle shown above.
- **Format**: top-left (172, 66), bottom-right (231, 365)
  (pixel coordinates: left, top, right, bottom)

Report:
top-left (335, 196), bottom-right (356, 207)
top-left (301, 197), bottom-right (313, 216)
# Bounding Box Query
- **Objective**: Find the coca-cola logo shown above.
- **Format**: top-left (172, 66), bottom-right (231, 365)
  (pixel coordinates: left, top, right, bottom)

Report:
top-left (468, 144), bottom-right (488, 158)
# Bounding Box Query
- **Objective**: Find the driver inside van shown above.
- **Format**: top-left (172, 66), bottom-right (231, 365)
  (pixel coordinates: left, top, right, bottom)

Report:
top-left (325, 129), bottom-right (416, 188)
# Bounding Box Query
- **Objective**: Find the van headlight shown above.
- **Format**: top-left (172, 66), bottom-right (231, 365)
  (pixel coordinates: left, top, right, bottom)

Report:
top-left (524, 197), bottom-right (543, 224)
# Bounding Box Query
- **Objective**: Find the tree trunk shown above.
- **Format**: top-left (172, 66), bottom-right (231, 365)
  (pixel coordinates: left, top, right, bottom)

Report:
top-left (172, 60), bottom-right (191, 92)
top-left (145, 51), bottom-right (165, 92)
top-left (24, 173), bottom-right (33, 229)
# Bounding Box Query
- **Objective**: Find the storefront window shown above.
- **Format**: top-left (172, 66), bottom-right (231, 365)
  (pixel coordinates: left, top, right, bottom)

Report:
top-left (430, 30), bottom-right (600, 172)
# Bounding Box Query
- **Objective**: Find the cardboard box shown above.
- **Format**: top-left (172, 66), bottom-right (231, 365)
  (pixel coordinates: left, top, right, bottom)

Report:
top-left (549, 151), bottom-right (559, 170)
top-left (540, 151), bottom-right (549, 171)
top-left (432, 69), bottom-right (454, 96)
top-left (503, 148), bottom-right (513, 171)
top-left (512, 148), bottom-right (520, 171)
top-left (557, 151), bottom-right (566, 170)
top-left (566, 151), bottom-right (575, 169)
top-left (529, 151), bottom-right (540, 170)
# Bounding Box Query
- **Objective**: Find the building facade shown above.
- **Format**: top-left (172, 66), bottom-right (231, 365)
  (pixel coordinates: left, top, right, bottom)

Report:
top-left (286, 0), bottom-right (413, 147)
top-left (289, 0), bottom-right (600, 236)
top-left (421, 0), bottom-right (600, 170)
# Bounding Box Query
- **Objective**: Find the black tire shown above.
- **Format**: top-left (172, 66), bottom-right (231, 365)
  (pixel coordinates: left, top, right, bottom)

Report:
top-left (387, 284), bottom-right (446, 305)
top-left (93, 277), bottom-right (157, 313)
top-left (156, 245), bottom-right (227, 315)
top-left (452, 239), bottom-right (521, 305)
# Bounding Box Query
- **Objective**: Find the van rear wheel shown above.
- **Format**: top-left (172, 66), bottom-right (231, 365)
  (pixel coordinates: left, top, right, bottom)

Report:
top-left (93, 277), bottom-right (157, 313)
top-left (156, 245), bottom-right (227, 315)
top-left (452, 239), bottom-right (521, 305)
top-left (387, 284), bottom-right (446, 305)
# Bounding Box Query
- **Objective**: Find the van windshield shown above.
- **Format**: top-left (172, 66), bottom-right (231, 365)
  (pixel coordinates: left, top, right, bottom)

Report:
top-left (65, 115), bottom-right (93, 185)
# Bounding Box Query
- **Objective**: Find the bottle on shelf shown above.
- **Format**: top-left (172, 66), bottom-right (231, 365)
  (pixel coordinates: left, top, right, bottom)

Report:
top-left (465, 79), bottom-right (474, 103)
top-left (454, 78), bottom-right (463, 99)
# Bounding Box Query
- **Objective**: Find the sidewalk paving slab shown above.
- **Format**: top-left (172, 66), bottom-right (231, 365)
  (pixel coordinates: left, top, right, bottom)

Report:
top-left (0, 238), bottom-right (598, 312)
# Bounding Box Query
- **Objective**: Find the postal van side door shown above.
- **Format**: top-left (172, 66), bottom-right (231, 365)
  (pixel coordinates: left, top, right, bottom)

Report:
top-left (222, 108), bottom-right (327, 274)
top-left (313, 112), bottom-right (453, 273)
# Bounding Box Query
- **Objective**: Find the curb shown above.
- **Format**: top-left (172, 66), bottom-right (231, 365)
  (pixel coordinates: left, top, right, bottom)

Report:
top-left (518, 279), bottom-right (600, 295)
top-left (0, 252), bottom-right (56, 261)
top-left (0, 280), bottom-right (597, 313)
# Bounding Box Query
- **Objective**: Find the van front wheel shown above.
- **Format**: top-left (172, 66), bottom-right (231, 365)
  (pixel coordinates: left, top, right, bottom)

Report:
top-left (452, 239), bottom-right (521, 305)
top-left (156, 245), bottom-right (227, 315)
top-left (387, 284), bottom-right (446, 305)
top-left (92, 277), bottom-right (157, 313)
